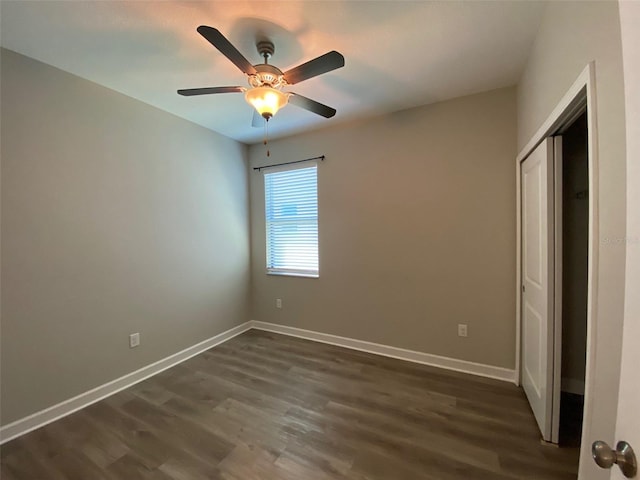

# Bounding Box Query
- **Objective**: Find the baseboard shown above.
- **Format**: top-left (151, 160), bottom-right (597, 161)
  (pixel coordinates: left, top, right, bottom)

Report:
top-left (0, 321), bottom-right (252, 445)
top-left (1, 319), bottom-right (517, 444)
top-left (249, 320), bottom-right (517, 384)
top-left (562, 377), bottom-right (585, 395)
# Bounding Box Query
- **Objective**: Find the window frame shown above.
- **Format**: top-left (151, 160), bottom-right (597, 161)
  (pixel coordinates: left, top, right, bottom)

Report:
top-left (263, 161), bottom-right (319, 278)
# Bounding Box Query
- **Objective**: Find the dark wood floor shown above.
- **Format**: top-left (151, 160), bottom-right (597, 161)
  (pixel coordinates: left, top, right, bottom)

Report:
top-left (1, 330), bottom-right (579, 479)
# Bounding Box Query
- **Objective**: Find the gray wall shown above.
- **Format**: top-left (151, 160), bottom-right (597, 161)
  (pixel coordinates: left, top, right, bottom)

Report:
top-left (0, 49), bottom-right (250, 425)
top-left (516, 1), bottom-right (626, 475)
top-left (250, 87), bottom-right (517, 369)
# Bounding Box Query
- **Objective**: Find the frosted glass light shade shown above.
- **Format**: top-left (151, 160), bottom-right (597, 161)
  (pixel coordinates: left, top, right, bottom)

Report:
top-left (245, 87), bottom-right (289, 119)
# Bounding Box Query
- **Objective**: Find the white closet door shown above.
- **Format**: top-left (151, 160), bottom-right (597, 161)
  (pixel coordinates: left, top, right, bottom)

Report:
top-left (521, 138), bottom-right (557, 442)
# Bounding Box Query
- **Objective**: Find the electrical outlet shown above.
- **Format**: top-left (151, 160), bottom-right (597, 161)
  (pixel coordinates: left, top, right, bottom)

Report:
top-left (129, 333), bottom-right (140, 348)
top-left (458, 324), bottom-right (468, 337)
top-left (276, 298), bottom-right (282, 309)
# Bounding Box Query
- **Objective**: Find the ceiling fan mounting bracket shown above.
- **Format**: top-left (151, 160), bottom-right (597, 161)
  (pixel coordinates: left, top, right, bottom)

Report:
top-left (256, 40), bottom-right (275, 62)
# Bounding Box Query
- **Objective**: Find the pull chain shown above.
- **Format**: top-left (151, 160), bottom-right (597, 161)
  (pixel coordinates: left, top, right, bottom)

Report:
top-left (263, 118), bottom-right (271, 157)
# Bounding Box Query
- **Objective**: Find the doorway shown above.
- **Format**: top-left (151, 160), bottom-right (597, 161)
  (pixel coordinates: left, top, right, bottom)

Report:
top-left (558, 112), bottom-right (588, 447)
top-left (519, 109), bottom-right (589, 452)
top-left (516, 64), bottom-right (599, 476)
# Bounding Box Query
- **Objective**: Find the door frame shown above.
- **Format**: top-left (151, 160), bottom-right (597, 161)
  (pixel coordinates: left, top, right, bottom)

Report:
top-left (515, 63), bottom-right (598, 451)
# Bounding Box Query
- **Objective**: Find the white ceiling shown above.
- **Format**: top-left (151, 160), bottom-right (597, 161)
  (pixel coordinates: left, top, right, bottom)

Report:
top-left (0, 1), bottom-right (546, 144)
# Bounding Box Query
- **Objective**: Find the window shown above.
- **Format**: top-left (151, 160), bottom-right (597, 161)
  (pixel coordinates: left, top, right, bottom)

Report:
top-left (264, 164), bottom-right (318, 277)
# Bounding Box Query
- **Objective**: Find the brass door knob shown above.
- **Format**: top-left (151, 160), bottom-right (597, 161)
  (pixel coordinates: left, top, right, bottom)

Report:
top-left (592, 440), bottom-right (637, 478)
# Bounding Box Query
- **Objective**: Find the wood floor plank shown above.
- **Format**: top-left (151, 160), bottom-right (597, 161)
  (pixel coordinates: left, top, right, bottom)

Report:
top-left (0, 330), bottom-right (579, 479)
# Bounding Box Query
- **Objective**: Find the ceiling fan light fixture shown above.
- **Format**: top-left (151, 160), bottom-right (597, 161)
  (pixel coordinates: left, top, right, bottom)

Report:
top-left (245, 86), bottom-right (289, 120)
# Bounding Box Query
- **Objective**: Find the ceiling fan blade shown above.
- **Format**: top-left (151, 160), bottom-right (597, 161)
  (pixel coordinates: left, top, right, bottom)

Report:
top-left (288, 93), bottom-right (337, 118)
top-left (251, 109), bottom-right (264, 127)
top-left (284, 51), bottom-right (345, 85)
top-left (177, 86), bottom-right (245, 96)
top-left (197, 26), bottom-right (257, 76)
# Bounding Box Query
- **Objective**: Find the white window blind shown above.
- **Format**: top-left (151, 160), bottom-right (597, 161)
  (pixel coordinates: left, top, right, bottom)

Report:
top-left (264, 164), bottom-right (318, 277)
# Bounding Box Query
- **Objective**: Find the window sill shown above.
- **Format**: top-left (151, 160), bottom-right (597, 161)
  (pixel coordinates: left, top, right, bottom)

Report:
top-left (266, 271), bottom-right (319, 279)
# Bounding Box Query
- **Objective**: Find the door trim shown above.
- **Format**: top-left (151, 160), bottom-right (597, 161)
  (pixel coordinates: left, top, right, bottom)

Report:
top-left (515, 62), bottom-right (598, 453)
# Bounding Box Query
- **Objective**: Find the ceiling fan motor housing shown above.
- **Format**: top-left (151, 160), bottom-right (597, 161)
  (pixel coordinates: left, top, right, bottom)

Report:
top-left (249, 64), bottom-right (286, 89)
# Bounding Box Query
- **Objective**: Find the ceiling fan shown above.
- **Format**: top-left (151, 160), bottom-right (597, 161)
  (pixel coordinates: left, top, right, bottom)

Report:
top-left (178, 26), bottom-right (345, 125)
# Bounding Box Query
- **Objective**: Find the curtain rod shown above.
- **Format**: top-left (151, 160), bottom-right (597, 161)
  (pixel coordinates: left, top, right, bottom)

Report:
top-left (253, 155), bottom-right (325, 172)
